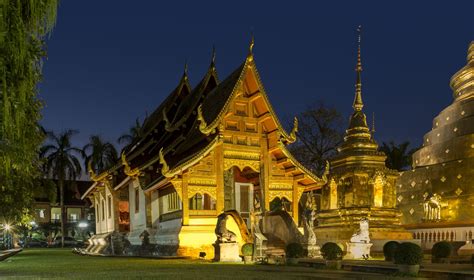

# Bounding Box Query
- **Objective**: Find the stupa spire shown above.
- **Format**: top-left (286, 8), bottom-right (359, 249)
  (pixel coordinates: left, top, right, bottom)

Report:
top-left (353, 25), bottom-right (364, 111)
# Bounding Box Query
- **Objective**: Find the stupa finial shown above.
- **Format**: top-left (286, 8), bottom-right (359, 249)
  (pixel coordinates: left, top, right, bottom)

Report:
top-left (372, 112), bottom-right (376, 133)
top-left (353, 25), bottom-right (364, 111)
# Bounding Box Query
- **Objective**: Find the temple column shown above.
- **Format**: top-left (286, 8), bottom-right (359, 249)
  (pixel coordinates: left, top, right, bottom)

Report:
top-left (182, 174), bottom-right (189, 226)
top-left (261, 135), bottom-right (270, 211)
top-left (215, 143), bottom-right (225, 213)
top-left (292, 180), bottom-right (299, 226)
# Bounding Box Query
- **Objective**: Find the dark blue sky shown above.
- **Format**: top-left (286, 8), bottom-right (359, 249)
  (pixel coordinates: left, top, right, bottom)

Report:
top-left (40, 1), bottom-right (474, 150)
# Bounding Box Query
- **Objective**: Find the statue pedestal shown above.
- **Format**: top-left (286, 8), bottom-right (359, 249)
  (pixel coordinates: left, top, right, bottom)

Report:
top-left (304, 243), bottom-right (321, 258)
top-left (213, 242), bottom-right (241, 262)
top-left (344, 242), bottom-right (372, 259)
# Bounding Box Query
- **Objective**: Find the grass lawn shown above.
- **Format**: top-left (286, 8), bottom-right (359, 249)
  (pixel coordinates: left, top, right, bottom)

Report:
top-left (0, 248), bottom-right (387, 279)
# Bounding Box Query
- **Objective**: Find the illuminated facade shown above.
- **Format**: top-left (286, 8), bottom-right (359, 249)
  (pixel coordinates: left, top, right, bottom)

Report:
top-left (81, 41), bottom-right (326, 258)
top-left (397, 41), bottom-right (474, 249)
top-left (314, 32), bottom-right (412, 249)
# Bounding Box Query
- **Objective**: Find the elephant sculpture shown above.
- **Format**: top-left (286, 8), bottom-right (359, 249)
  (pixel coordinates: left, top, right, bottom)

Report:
top-left (423, 193), bottom-right (442, 221)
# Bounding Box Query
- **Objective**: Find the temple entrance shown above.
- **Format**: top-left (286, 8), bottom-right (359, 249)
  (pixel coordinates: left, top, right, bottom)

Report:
top-left (118, 188), bottom-right (130, 232)
top-left (224, 166), bottom-right (260, 230)
top-left (235, 183), bottom-right (253, 228)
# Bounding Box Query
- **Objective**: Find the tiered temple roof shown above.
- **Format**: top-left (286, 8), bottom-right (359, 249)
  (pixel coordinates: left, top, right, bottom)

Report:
top-left (84, 42), bottom-right (324, 196)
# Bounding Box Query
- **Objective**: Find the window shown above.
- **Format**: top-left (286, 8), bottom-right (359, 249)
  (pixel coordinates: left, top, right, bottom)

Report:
top-left (168, 192), bottom-right (180, 211)
top-left (95, 204), bottom-right (99, 222)
top-left (189, 193), bottom-right (216, 210)
top-left (329, 179), bottom-right (338, 209)
top-left (101, 200), bottom-right (105, 221)
top-left (135, 188), bottom-right (139, 213)
top-left (108, 196), bottom-right (112, 218)
top-left (51, 207), bottom-right (61, 223)
top-left (67, 207), bottom-right (81, 222)
top-left (36, 209), bottom-right (46, 219)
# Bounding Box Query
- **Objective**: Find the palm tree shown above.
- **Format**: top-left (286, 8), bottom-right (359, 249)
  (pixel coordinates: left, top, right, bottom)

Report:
top-left (117, 118), bottom-right (142, 148)
top-left (83, 135), bottom-right (118, 174)
top-left (379, 141), bottom-right (417, 171)
top-left (40, 130), bottom-right (82, 248)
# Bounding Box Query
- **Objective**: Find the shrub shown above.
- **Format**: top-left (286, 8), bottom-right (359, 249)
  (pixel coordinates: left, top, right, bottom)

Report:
top-left (383, 241), bottom-right (400, 261)
top-left (432, 241), bottom-right (452, 259)
top-left (394, 242), bottom-right (423, 265)
top-left (321, 242), bottom-right (343, 261)
top-left (286, 243), bottom-right (304, 258)
top-left (241, 243), bottom-right (254, 256)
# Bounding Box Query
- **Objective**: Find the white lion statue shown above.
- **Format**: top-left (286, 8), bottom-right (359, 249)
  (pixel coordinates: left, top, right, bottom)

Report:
top-left (350, 218), bottom-right (370, 243)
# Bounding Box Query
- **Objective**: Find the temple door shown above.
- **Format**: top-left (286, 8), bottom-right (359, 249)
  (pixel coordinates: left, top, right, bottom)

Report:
top-left (235, 182), bottom-right (253, 229)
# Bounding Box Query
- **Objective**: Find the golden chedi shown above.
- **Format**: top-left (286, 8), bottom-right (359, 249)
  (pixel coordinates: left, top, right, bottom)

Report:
top-left (314, 29), bottom-right (412, 250)
top-left (397, 42), bottom-right (474, 249)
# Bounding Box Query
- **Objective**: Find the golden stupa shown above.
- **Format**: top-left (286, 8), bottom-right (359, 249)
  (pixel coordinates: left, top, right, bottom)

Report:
top-left (314, 29), bottom-right (412, 249)
top-left (397, 41), bottom-right (474, 247)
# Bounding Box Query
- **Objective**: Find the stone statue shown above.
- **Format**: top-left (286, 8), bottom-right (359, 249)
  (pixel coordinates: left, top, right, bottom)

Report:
top-left (423, 193), bottom-right (442, 221)
top-left (302, 209), bottom-right (317, 245)
top-left (350, 218), bottom-right (370, 243)
top-left (215, 214), bottom-right (237, 243)
top-left (253, 194), bottom-right (261, 213)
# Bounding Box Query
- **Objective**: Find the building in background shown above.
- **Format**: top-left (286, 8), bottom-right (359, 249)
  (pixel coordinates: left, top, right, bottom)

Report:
top-left (33, 180), bottom-right (95, 243)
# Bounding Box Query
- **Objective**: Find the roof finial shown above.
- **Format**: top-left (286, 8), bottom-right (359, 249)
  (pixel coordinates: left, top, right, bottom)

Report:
top-left (249, 32), bottom-right (255, 55)
top-left (184, 58), bottom-right (188, 76)
top-left (211, 44), bottom-right (216, 64)
top-left (353, 25), bottom-right (364, 111)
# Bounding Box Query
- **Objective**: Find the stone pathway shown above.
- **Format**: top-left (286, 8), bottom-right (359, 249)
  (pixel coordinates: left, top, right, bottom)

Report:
top-left (299, 258), bottom-right (474, 278)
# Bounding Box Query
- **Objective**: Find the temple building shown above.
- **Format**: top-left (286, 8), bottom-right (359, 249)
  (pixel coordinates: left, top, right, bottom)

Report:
top-left (397, 41), bottom-right (474, 250)
top-left (81, 40), bottom-right (327, 258)
top-left (314, 31), bottom-right (412, 250)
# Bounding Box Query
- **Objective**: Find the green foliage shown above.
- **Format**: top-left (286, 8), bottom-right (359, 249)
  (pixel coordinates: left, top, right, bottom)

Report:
top-left (241, 243), bottom-right (254, 256)
top-left (383, 241), bottom-right (400, 261)
top-left (321, 242), bottom-right (343, 260)
top-left (379, 141), bottom-right (417, 171)
top-left (118, 118), bottom-right (142, 149)
top-left (285, 243), bottom-right (304, 258)
top-left (432, 241), bottom-right (452, 259)
top-left (0, 0), bottom-right (59, 222)
top-left (83, 135), bottom-right (118, 174)
top-left (394, 242), bottom-right (423, 265)
top-left (41, 129), bottom-right (82, 247)
top-left (288, 101), bottom-right (344, 175)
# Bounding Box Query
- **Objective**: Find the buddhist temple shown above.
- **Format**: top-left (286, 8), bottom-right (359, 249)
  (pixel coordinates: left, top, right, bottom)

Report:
top-left (314, 29), bottom-right (412, 250)
top-left (81, 40), bottom-right (327, 258)
top-left (397, 41), bottom-right (474, 250)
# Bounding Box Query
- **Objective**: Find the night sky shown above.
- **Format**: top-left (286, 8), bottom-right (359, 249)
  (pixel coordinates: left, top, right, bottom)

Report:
top-left (40, 1), bottom-right (474, 151)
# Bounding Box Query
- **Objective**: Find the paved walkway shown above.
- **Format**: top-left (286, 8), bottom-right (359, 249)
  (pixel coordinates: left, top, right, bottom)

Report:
top-left (300, 258), bottom-right (474, 278)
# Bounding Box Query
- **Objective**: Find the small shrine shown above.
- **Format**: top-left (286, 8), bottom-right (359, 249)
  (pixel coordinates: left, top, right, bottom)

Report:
top-left (313, 27), bottom-right (412, 251)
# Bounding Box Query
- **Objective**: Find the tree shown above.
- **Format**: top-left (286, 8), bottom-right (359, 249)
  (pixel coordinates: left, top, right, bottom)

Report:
top-left (83, 135), bottom-right (118, 174)
top-left (289, 102), bottom-right (344, 175)
top-left (117, 118), bottom-right (142, 148)
top-left (40, 130), bottom-right (82, 247)
top-left (379, 141), bottom-right (417, 171)
top-left (0, 0), bottom-right (60, 223)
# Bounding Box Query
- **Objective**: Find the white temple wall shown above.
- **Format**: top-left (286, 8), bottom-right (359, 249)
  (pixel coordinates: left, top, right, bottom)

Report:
top-left (127, 179), bottom-right (147, 245)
